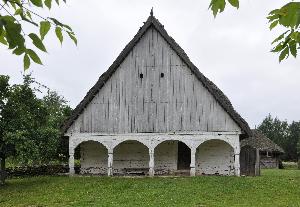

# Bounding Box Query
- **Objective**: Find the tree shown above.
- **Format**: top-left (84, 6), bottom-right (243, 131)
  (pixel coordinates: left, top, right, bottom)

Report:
top-left (209, 0), bottom-right (300, 62)
top-left (41, 90), bottom-right (72, 161)
top-left (258, 114), bottom-right (300, 162)
top-left (0, 74), bottom-right (72, 184)
top-left (0, 75), bottom-right (12, 184)
top-left (0, 0), bottom-right (77, 70)
top-left (287, 121), bottom-right (300, 161)
top-left (1, 74), bottom-right (49, 164)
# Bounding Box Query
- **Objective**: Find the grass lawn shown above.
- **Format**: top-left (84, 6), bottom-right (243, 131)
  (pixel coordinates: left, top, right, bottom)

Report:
top-left (0, 169), bottom-right (299, 207)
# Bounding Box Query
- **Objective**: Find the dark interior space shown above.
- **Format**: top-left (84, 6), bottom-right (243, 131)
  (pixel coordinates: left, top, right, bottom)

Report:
top-left (177, 141), bottom-right (191, 170)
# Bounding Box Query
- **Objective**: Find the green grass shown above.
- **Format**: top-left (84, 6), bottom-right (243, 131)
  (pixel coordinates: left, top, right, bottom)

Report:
top-left (0, 169), bottom-right (299, 207)
top-left (283, 162), bottom-right (299, 170)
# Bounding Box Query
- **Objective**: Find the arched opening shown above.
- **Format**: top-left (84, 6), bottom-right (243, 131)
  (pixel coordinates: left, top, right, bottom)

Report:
top-left (154, 140), bottom-right (191, 175)
top-left (74, 140), bottom-right (108, 175)
top-left (196, 139), bottom-right (234, 175)
top-left (113, 140), bottom-right (149, 175)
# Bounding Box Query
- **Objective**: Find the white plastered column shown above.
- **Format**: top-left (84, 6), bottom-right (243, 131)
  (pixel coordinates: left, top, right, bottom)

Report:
top-left (149, 148), bottom-right (155, 177)
top-left (69, 136), bottom-right (75, 176)
top-left (108, 149), bottom-right (113, 176)
top-left (190, 147), bottom-right (196, 176)
top-left (234, 143), bottom-right (241, 176)
top-left (69, 152), bottom-right (75, 176)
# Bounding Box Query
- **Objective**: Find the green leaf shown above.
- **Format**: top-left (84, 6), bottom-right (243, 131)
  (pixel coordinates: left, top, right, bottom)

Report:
top-left (14, 8), bottom-right (23, 16)
top-left (228, 0), bottom-right (239, 8)
top-left (291, 32), bottom-right (300, 42)
top-left (209, 0), bottom-right (226, 17)
top-left (40, 21), bottom-right (51, 40)
top-left (267, 14), bottom-right (279, 23)
top-left (279, 46), bottom-right (289, 62)
top-left (13, 47), bottom-right (26, 55)
top-left (63, 24), bottom-right (72, 31)
top-left (29, 33), bottom-right (47, 52)
top-left (277, 2), bottom-right (300, 28)
top-left (272, 43), bottom-right (283, 52)
top-left (49, 17), bottom-right (63, 27)
top-left (44, 0), bottom-right (52, 9)
top-left (289, 40), bottom-right (297, 57)
top-left (23, 54), bottom-right (31, 70)
top-left (26, 11), bottom-right (33, 21)
top-left (26, 49), bottom-right (43, 65)
top-left (0, 35), bottom-right (7, 45)
top-left (9, 2), bottom-right (17, 9)
top-left (55, 27), bottom-right (63, 45)
top-left (50, 17), bottom-right (72, 31)
top-left (4, 21), bottom-right (25, 49)
top-left (0, 30), bottom-right (7, 45)
top-left (55, 0), bottom-right (59, 5)
top-left (67, 31), bottom-right (77, 45)
top-left (30, 0), bottom-right (43, 7)
top-left (269, 20), bottom-right (278, 30)
top-left (271, 31), bottom-right (289, 44)
top-left (21, 16), bottom-right (38, 27)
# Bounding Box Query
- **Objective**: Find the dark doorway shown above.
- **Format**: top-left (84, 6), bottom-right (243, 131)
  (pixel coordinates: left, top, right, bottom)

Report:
top-left (177, 142), bottom-right (191, 170)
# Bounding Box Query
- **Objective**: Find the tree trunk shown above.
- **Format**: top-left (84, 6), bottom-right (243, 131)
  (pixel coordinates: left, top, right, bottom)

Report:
top-left (0, 155), bottom-right (6, 185)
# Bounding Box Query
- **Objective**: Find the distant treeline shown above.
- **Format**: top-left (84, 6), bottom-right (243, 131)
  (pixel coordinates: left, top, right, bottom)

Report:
top-left (258, 114), bottom-right (300, 162)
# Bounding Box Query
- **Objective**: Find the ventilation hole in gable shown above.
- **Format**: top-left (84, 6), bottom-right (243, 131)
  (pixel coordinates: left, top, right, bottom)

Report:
top-left (160, 73), bottom-right (164, 78)
top-left (139, 73), bottom-right (143, 79)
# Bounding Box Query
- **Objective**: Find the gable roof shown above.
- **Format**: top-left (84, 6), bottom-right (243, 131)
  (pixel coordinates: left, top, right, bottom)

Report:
top-left (61, 13), bottom-right (252, 137)
top-left (241, 130), bottom-right (284, 153)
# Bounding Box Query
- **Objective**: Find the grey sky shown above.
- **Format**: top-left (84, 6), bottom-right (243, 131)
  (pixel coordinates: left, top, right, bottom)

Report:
top-left (1, 0), bottom-right (299, 128)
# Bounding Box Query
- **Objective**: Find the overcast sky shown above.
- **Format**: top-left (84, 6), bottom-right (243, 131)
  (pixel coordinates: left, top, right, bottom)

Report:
top-left (1, 0), bottom-right (299, 128)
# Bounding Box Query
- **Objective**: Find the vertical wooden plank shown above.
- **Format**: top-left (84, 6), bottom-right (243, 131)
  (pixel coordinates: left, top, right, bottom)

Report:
top-left (67, 27), bottom-right (242, 134)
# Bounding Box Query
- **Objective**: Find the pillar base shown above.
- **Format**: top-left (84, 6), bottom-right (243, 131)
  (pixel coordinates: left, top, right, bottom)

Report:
top-left (190, 167), bottom-right (196, 176)
top-left (69, 169), bottom-right (75, 176)
top-left (108, 167), bottom-right (113, 176)
top-left (149, 167), bottom-right (155, 177)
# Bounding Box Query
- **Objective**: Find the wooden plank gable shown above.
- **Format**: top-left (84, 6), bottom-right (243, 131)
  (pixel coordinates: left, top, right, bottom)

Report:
top-left (66, 27), bottom-right (241, 134)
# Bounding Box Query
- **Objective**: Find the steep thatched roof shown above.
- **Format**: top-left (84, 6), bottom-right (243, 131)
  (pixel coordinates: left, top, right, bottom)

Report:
top-left (241, 130), bottom-right (284, 153)
top-left (61, 13), bottom-right (252, 136)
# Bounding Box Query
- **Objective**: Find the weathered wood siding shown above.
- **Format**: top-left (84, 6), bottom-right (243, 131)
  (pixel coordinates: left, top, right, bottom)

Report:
top-left (67, 27), bottom-right (241, 134)
top-left (260, 155), bottom-right (279, 169)
top-left (240, 145), bottom-right (260, 176)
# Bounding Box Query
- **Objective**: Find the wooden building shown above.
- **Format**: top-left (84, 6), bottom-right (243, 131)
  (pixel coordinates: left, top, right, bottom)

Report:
top-left (62, 11), bottom-right (252, 176)
top-left (241, 129), bottom-right (284, 170)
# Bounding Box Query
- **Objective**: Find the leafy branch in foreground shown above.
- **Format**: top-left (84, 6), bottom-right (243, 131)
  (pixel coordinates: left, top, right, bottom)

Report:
top-left (209, 0), bottom-right (300, 62)
top-left (268, 2), bottom-right (300, 62)
top-left (0, 0), bottom-right (77, 70)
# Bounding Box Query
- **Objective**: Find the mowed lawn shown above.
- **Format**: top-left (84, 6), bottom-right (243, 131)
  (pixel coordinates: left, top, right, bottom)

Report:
top-left (0, 169), bottom-right (299, 207)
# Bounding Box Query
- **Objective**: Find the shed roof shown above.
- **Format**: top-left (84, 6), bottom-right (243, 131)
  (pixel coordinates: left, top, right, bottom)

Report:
top-left (241, 129), bottom-right (284, 153)
top-left (61, 13), bottom-right (252, 137)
